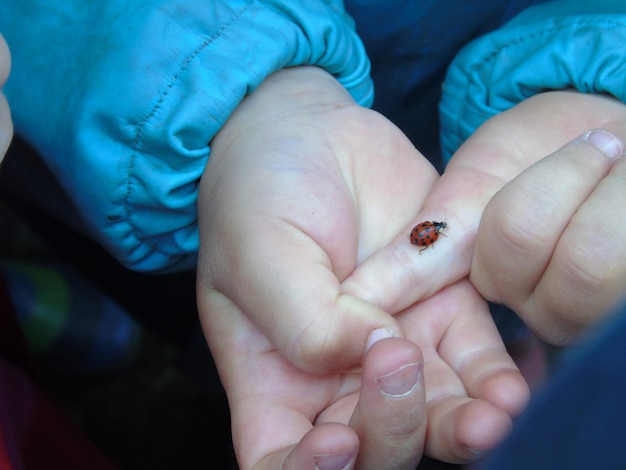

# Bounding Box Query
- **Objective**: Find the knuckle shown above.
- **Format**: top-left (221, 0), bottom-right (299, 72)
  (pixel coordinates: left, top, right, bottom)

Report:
top-left (529, 256), bottom-right (611, 345)
top-left (533, 297), bottom-right (589, 346)
top-left (288, 328), bottom-right (350, 374)
top-left (492, 199), bottom-right (554, 254)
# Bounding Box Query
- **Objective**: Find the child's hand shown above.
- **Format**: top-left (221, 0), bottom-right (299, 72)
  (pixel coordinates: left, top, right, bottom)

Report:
top-left (0, 34), bottom-right (12, 161)
top-left (201, 290), bottom-right (429, 470)
top-left (197, 66), bottom-right (526, 466)
top-left (343, 90), bottom-right (626, 345)
top-left (200, 274), bottom-right (523, 467)
top-left (469, 95), bottom-right (626, 344)
top-left (197, 66), bottom-right (438, 375)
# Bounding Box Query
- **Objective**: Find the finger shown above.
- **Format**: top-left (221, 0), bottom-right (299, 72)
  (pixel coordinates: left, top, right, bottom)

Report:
top-left (0, 33), bottom-right (12, 159)
top-left (198, 106), bottom-right (439, 375)
top-left (198, 289), bottom-right (341, 469)
top-left (199, 103), bottom-right (436, 373)
top-left (198, 152), bottom-right (403, 375)
top-left (429, 281), bottom-right (529, 417)
top-left (426, 396), bottom-right (513, 463)
top-left (340, 118), bottom-right (530, 315)
top-left (349, 338), bottom-right (426, 470)
top-left (341, 173), bottom-right (480, 315)
top-left (342, 93), bottom-right (626, 318)
top-left (471, 129), bottom-right (624, 342)
top-left (397, 281), bottom-right (528, 462)
top-left (531, 143), bottom-right (626, 343)
top-left (276, 423), bottom-right (359, 470)
top-left (199, 289), bottom-right (414, 470)
top-left (200, 236), bottom-right (402, 375)
top-left (0, 93), bottom-right (11, 160)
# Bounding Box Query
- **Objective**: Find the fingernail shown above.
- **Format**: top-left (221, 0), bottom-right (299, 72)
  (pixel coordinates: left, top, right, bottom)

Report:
top-left (583, 129), bottom-right (624, 159)
top-left (377, 362), bottom-right (422, 398)
top-left (314, 451), bottom-right (356, 470)
top-left (365, 326), bottom-right (395, 352)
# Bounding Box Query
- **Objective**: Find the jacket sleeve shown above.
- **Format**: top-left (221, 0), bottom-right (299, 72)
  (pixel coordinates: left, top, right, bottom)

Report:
top-left (440, 0), bottom-right (626, 162)
top-left (1, 0), bottom-right (373, 272)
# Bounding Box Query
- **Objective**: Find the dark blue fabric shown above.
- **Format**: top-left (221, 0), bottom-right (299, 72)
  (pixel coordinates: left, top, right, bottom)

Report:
top-left (344, 0), bottom-right (550, 167)
top-left (475, 303), bottom-right (626, 469)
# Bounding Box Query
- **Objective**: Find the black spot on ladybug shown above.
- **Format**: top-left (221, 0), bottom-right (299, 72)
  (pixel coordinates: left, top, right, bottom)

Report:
top-left (409, 221), bottom-right (448, 254)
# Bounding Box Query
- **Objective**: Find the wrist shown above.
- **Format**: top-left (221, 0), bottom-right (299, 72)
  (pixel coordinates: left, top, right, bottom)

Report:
top-left (212, 66), bottom-right (355, 150)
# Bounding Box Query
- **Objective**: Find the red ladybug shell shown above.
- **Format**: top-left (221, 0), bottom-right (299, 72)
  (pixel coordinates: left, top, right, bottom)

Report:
top-left (410, 221), bottom-right (447, 254)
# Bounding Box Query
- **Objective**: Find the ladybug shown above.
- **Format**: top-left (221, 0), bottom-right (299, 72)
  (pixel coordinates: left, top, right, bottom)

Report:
top-left (410, 221), bottom-right (447, 254)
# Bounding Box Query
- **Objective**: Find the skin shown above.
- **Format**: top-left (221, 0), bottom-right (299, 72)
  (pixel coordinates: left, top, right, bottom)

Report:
top-left (468, 95), bottom-right (626, 344)
top-left (3, 15), bottom-right (622, 468)
top-left (4, 46), bottom-right (617, 465)
top-left (344, 90), bottom-right (626, 345)
top-left (0, 26), bottom-right (626, 469)
top-left (197, 66), bottom-right (527, 468)
top-left (0, 34), bottom-right (12, 164)
top-left (198, 67), bottom-right (626, 468)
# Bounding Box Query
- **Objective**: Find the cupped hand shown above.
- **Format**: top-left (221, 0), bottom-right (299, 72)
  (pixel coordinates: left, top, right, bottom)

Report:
top-left (196, 67), bottom-right (434, 467)
top-left (199, 286), bottom-right (427, 470)
top-left (0, 33), bottom-right (12, 161)
top-left (196, 66), bottom-right (527, 467)
top-left (197, 66), bottom-right (438, 375)
top-left (199, 273), bottom-right (522, 468)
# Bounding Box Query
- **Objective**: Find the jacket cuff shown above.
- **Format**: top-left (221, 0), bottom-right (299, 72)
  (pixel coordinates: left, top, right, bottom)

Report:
top-left (2, 0), bottom-right (372, 272)
top-left (440, 1), bottom-right (626, 161)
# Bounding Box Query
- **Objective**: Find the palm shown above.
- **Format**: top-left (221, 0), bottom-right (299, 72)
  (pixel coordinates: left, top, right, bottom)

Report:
top-left (198, 103), bottom-right (438, 374)
top-left (201, 276), bottom-right (522, 468)
top-left (197, 68), bottom-right (527, 468)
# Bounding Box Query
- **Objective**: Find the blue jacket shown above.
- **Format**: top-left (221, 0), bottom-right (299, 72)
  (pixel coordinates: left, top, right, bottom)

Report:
top-left (440, 0), bottom-right (626, 161)
top-left (0, 1), bottom-right (372, 272)
top-left (345, 0), bottom-right (551, 164)
top-left (2, 1), bottom-right (625, 272)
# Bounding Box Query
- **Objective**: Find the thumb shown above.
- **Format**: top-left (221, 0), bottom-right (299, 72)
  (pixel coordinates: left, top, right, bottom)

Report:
top-left (341, 110), bottom-right (572, 314)
top-left (197, 219), bottom-right (404, 375)
top-left (341, 151), bottom-right (502, 316)
top-left (471, 129), bottom-right (625, 343)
